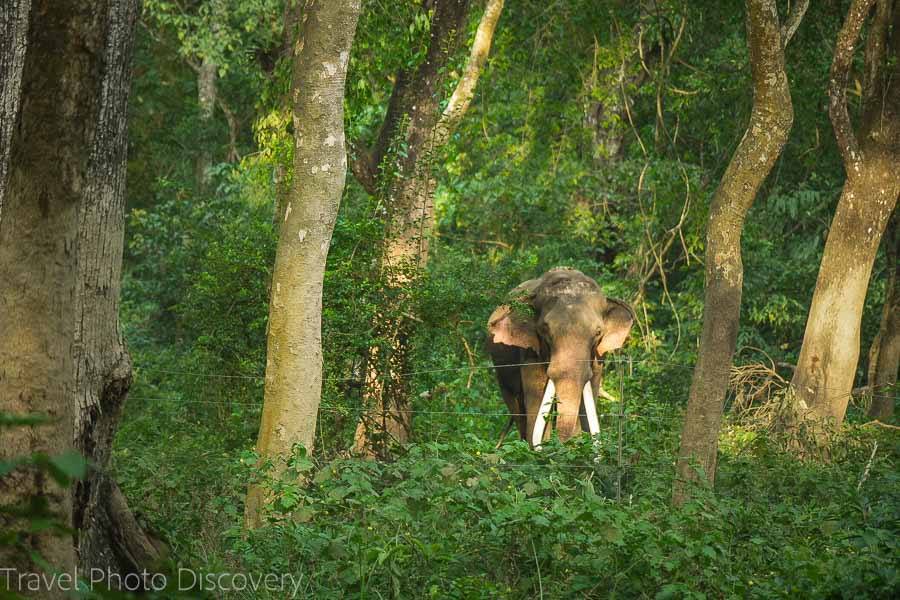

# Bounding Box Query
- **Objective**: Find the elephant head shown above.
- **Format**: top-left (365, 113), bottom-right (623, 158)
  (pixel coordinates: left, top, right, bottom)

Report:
top-left (486, 268), bottom-right (634, 446)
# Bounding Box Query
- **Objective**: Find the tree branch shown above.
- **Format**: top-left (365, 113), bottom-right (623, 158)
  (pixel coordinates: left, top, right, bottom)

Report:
top-left (434, 0), bottom-right (505, 145)
top-left (350, 0), bottom-right (471, 193)
top-left (217, 97), bottom-right (241, 162)
top-left (780, 0), bottom-right (809, 48)
top-left (347, 138), bottom-right (378, 195)
top-left (829, 0), bottom-right (876, 172)
top-left (862, 0), bottom-right (892, 110)
top-left (369, 69), bottom-right (412, 173)
top-left (281, 0), bottom-right (302, 60)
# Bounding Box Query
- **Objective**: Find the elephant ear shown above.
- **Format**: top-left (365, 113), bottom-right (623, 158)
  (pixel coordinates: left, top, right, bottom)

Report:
top-left (487, 304), bottom-right (540, 353)
top-left (596, 298), bottom-right (634, 356)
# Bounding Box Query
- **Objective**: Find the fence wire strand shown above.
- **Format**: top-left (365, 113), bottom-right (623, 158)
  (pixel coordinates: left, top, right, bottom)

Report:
top-left (122, 351), bottom-right (897, 490)
top-left (135, 358), bottom-right (900, 400)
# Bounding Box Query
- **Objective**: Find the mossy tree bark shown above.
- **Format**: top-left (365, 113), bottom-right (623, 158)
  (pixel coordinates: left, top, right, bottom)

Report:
top-left (0, 0), bottom-right (160, 593)
top-left (350, 0), bottom-right (505, 458)
top-left (272, 0), bottom-right (303, 226)
top-left (867, 214), bottom-right (898, 420)
top-left (195, 55), bottom-right (218, 189)
top-left (790, 0), bottom-right (900, 437)
top-left (673, 0), bottom-right (800, 506)
top-left (244, 0), bottom-right (361, 530)
top-left (582, 0), bottom-right (657, 166)
top-left (193, 0), bottom-right (226, 191)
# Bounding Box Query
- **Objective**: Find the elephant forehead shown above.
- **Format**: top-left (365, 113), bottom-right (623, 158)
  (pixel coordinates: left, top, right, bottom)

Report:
top-left (536, 270), bottom-right (601, 296)
top-left (542, 301), bottom-right (601, 332)
top-left (536, 283), bottom-right (605, 311)
top-left (553, 280), bottom-right (599, 297)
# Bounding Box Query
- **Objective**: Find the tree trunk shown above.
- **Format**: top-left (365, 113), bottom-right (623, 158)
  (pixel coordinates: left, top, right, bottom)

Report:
top-left (195, 55), bottom-right (217, 190)
top-left (673, 0), bottom-right (795, 506)
top-left (867, 214), bottom-right (898, 420)
top-left (0, 0), bottom-right (105, 590)
top-left (0, 0), bottom-right (29, 212)
top-left (583, 11), bottom-right (647, 167)
top-left (245, 0), bottom-right (361, 530)
top-left (72, 0), bottom-right (166, 576)
top-left (0, 2), bottom-right (160, 592)
top-left (352, 0), bottom-right (505, 458)
top-left (790, 0), bottom-right (900, 436)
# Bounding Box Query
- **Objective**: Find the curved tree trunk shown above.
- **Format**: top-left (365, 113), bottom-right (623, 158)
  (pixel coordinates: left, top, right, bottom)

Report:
top-left (673, 0), bottom-right (798, 506)
top-left (790, 0), bottom-right (900, 437)
top-left (352, 0), bottom-right (505, 458)
top-left (867, 215), bottom-right (898, 420)
top-left (245, 0), bottom-right (361, 530)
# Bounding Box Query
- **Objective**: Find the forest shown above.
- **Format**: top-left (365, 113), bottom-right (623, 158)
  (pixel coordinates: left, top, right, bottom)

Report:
top-left (1, 0), bottom-right (898, 598)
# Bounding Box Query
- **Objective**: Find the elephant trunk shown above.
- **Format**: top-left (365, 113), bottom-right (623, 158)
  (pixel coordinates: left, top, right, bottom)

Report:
top-left (554, 378), bottom-right (586, 441)
top-left (533, 353), bottom-right (600, 447)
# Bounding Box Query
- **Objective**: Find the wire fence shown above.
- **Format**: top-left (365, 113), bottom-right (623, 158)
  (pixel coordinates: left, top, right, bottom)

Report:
top-left (128, 353), bottom-right (898, 502)
top-left (135, 356), bottom-right (900, 398)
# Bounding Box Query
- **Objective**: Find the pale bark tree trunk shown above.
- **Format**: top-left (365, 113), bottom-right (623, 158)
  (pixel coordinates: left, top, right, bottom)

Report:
top-left (790, 0), bottom-right (900, 437)
top-left (351, 0), bottom-right (504, 458)
top-left (195, 55), bottom-right (218, 190)
top-left (673, 0), bottom-right (800, 506)
top-left (244, 0), bottom-right (361, 530)
top-left (0, 2), bottom-right (161, 591)
top-left (867, 214), bottom-right (898, 420)
top-left (0, 0), bottom-right (29, 213)
top-left (193, 0), bottom-right (228, 191)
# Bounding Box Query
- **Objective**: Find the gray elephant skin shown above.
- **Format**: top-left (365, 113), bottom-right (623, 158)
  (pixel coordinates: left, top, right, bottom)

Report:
top-left (486, 268), bottom-right (634, 447)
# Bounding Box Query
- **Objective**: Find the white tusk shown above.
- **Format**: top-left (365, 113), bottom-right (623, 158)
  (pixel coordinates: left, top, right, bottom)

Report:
top-left (532, 378), bottom-right (555, 448)
top-left (583, 381), bottom-right (600, 436)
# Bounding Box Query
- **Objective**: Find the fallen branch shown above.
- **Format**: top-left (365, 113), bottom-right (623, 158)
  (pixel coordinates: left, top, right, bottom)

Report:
top-left (861, 420), bottom-right (900, 431)
top-left (856, 440), bottom-right (878, 492)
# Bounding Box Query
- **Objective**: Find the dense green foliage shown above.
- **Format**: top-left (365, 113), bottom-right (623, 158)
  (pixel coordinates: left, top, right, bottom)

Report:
top-left (110, 0), bottom-right (898, 597)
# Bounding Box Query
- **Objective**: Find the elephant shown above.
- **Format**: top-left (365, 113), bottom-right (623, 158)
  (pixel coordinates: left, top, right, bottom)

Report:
top-left (486, 268), bottom-right (634, 447)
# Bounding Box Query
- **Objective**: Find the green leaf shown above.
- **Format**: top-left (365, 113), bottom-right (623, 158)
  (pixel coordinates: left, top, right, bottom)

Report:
top-left (531, 515), bottom-right (550, 527)
top-left (314, 467), bottom-right (335, 484)
top-left (602, 525), bottom-right (622, 543)
top-left (0, 458), bottom-right (24, 477)
top-left (49, 452), bottom-right (88, 480)
top-left (30, 452), bottom-right (88, 485)
top-left (0, 412), bottom-right (52, 427)
top-left (820, 520), bottom-right (840, 535)
top-left (292, 506), bottom-right (316, 523)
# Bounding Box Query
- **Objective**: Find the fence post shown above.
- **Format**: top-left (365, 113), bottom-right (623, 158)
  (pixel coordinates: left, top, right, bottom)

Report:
top-left (616, 357), bottom-right (626, 503)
